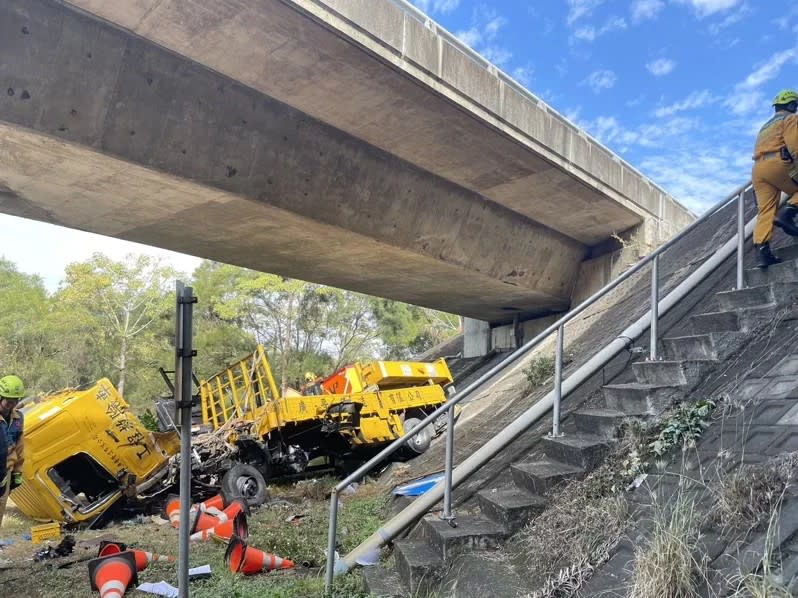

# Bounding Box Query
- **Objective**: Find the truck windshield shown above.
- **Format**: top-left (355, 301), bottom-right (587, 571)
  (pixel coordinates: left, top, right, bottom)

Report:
top-left (48, 453), bottom-right (118, 513)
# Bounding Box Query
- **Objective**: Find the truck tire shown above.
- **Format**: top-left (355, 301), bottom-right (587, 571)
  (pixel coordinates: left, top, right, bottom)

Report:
top-left (221, 464), bottom-right (270, 507)
top-left (402, 417), bottom-right (432, 456)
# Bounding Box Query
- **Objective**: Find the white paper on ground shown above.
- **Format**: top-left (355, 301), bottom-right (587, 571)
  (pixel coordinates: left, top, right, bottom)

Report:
top-left (189, 564), bottom-right (212, 579)
top-left (137, 581), bottom-right (179, 598)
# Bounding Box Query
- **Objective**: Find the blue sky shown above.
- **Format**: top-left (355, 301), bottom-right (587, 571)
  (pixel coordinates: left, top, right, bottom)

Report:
top-left (411, 0), bottom-right (798, 212)
top-left (3, 0), bottom-right (798, 287)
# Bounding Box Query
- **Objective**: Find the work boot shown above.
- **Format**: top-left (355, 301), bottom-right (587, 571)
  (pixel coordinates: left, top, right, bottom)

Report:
top-left (775, 205), bottom-right (798, 236)
top-left (755, 243), bottom-right (782, 269)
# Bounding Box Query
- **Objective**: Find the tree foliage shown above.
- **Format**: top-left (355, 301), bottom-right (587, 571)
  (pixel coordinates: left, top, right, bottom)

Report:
top-left (0, 254), bottom-right (461, 413)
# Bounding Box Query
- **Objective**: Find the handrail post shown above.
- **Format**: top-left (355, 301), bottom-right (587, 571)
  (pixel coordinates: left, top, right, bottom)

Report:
top-left (324, 488), bottom-right (340, 595)
top-left (551, 324), bottom-right (564, 437)
top-left (650, 255), bottom-right (659, 361)
top-left (737, 191), bottom-right (745, 290)
top-left (440, 405), bottom-right (456, 525)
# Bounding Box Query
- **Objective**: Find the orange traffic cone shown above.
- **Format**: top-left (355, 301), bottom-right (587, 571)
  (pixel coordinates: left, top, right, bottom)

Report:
top-left (131, 549), bottom-right (176, 571)
top-left (225, 535), bottom-right (294, 575)
top-left (97, 542), bottom-right (127, 557)
top-left (88, 551), bottom-right (138, 598)
top-left (197, 493), bottom-right (226, 512)
top-left (190, 512), bottom-right (248, 543)
top-left (165, 494), bottom-right (181, 528)
top-left (191, 498), bottom-right (248, 533)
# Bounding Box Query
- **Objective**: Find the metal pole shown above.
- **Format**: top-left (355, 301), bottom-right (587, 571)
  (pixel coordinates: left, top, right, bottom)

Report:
top-left (441, 406), bottom-right (456, 524)
top-left (324, 488), bottom-right (340, 594)
top-left (737, 191), bottom-right (745, 290)
top-left (649, 255), bottom-right (659, 361)
top-left (551, 324), bottom-right (564, 437)
top-left (174, 282), bottom-right (196, 598)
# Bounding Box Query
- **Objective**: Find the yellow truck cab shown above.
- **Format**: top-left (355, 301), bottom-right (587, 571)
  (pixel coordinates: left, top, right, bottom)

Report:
top-left (11, 379), bottom-right (174, 524)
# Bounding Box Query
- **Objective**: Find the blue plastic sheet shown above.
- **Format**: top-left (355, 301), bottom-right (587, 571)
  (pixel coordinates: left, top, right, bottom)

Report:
top-left (392, 473), bottom-right (444, 497)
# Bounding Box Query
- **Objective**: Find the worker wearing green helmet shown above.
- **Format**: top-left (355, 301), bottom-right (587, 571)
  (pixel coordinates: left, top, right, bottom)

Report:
top-left (0, 374), bottom-right (26, 526)
top-left (751, 89), bottom-right (798, 268)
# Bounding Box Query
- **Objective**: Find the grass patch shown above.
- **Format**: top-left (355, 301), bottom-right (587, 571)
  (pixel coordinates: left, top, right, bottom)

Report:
top-left (523, 355), bottom-right (555, 389)
top-left (630, 486), bottom-right (704, 598)
top-left (510, 462), bottom-right (629, 596)
top-left (728, 507), bottom-right (792, 597)
top-left (0, 481), bottom-right (388, 597)
top-left (712, 453), bottom-right (797, 532)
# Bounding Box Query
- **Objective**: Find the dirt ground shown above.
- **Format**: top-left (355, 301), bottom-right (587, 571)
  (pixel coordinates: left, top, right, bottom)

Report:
top-left (0, 478), bottom-right (386, 597)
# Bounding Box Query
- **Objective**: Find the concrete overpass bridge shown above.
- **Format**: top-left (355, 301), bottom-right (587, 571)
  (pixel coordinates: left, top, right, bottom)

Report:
top-left (0, 0), bottom-right (692, 342)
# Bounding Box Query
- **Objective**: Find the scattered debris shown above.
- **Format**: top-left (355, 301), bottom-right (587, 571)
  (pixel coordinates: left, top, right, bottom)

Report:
top-left (285, 513), bottom-right (306, 524)
top-left (393, 472), bottom-right (444, 496)
top-left (33, 535), bottom-right (75, 561)
top-left (137, 581), bottom-right (178, 598)
top-left (189, 564), bottom-right (212, 580)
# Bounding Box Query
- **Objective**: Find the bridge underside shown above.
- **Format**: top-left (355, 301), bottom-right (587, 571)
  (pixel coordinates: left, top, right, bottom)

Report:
top-left (0, 0), bottom-right (682, 322)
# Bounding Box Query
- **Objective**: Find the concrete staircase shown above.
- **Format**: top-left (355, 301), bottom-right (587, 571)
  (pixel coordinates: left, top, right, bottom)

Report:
top-left (363, 245), bottom-right (798, 598)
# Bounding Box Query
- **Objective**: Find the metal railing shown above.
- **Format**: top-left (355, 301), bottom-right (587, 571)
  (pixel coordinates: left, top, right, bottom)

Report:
top-left (324, 181), bottom-right (752, 592)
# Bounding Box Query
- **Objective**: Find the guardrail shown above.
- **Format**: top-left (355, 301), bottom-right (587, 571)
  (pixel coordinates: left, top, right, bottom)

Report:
top-left (324, 181), bottom-right (752, 591)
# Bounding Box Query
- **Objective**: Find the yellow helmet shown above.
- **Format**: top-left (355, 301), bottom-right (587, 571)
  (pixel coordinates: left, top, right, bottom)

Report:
top-left (304, 372), bottom-right (316, 382)
top-left (773, 89), bottom-right (798, 106)
top-left (0, 374), bottom-right (25, 399)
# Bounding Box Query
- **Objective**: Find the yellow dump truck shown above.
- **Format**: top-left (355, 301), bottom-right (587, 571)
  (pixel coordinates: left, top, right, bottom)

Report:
top-left (12, 348), bottom-right (454, 523)
top-left (197, 345), bottom-right (454, 504)
top-left (11, 379), bottom-right (178, 524)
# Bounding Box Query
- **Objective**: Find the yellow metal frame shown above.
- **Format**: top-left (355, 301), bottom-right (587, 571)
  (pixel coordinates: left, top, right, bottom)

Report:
top-left (199, 346), bottom-right (453, 447)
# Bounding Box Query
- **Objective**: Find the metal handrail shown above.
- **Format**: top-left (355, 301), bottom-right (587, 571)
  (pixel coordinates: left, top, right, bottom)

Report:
top-left (324, 180), bottom-right (751, 591)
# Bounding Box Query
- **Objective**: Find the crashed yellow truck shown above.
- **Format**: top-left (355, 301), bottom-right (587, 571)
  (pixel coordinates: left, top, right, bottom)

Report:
top-left (10, 345), bottom-right (455, 524)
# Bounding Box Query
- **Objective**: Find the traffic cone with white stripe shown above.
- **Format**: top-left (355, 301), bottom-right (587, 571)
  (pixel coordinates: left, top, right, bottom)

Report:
top-left (190, 511), bottom-right (248, 543)
top-left (87, 551), bottom-right (138, 598)
top-left (97, 542), bottom-right (175, 572)
top-left (225, 535), bottom-right (294, 575)
top-left (197, 493), bottom-right (226, 512)
top-left (191, 498), bottom-right (247, 533)
top-left (165, 494), bottom-right (181, 529)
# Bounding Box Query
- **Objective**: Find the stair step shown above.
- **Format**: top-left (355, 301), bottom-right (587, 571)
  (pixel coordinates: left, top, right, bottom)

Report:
top-left (747, 258), bottom-right (798, 286)
top-left (632, 359), bottom-right (715, 386)
top-left (689, 305), bottom-right (776, 334)
top-left (541, 434), bottom-right (612, 469)
top-left (421, 514), bottom-right (506, 560)
top-left (362, 565), bottom-right (407, 598)
top-left (476, 487), bottom-right (547, 534)
top-left (662, 332), bottom-right (746, 361)
top-left (602, 383), bottom-right (682, 415)
top-left (573, 408), bottom-right (643, 439)
top-left (394, 539), bottom-right (443, 596)
top-left (510, 459), bottom-right (584, 494)
top-left (715, 282), bottom-right (798, 311)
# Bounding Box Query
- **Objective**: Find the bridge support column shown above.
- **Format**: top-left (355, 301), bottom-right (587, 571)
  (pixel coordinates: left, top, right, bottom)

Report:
top-left (463, 318), bottom-right (491, 358)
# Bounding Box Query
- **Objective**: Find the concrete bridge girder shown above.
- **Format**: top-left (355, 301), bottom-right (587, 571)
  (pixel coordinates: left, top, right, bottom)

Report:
top-left (0, 0), bottom-right (586, 322)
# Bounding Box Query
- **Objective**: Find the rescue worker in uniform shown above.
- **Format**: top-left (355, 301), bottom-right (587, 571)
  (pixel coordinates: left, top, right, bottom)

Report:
top-left (302, 372), bottom-right (321, 396)
top-left (751, 89), bottom-right (798, 268)
top-left (0, 375), bottom-right (26, 526)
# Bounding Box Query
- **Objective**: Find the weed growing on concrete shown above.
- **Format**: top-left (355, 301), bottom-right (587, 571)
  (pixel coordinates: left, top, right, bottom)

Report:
top-left (523, 355), bottom-right (555, 390)
top-left (630, 486), bottom-right (705, 598)
top-left (510, 462), bottom-right (629, 595)
top-left (728, 505), bottom-right (792, 598)
top-left (712, 453), bottom-right (797, 532)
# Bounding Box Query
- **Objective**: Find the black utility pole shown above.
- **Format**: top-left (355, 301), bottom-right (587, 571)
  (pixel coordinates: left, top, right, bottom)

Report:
top-left (174, 281), bottom-right (197, 598)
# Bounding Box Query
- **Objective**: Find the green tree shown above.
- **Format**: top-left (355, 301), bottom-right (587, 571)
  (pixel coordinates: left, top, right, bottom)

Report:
top-left (56, 254), bottom-right (176, 404)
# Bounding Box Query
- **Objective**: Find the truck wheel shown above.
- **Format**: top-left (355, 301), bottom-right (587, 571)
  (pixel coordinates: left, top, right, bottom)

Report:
top-left (402, 417), bottom-right (432, 456)
top-left (221, 464), bottom-right (270, 507)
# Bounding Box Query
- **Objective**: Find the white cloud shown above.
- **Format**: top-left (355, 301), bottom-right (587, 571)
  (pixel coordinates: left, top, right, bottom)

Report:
top-left (726, 48), bottom-right (797, 115)
top-left (455, 7), bottom-right (510, 66)
top-left (631, 0), bottom-right (665, 23)
top-left (572, 16), bottom-right (627, 42)
top-left (482, 46), bottom-right (512, 65)
top-left (411, 0), bottom-right (460, 15)
top-left (583, 69), bottom-right (618, 93)
top-left (674, 0), bottom-right (741, 18)
top-left (646, 57), bottom-right (676, 76)
top-left (567, 0), bottom-right (604, 25)
top-left (456, 27), bottom-right (482, 47)
top-left (654, 90), bottom-right (714, 117)
top-left (708, 3), bottom-right (750, 35)
top-left (511, 65), bottom-right (534, 87)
